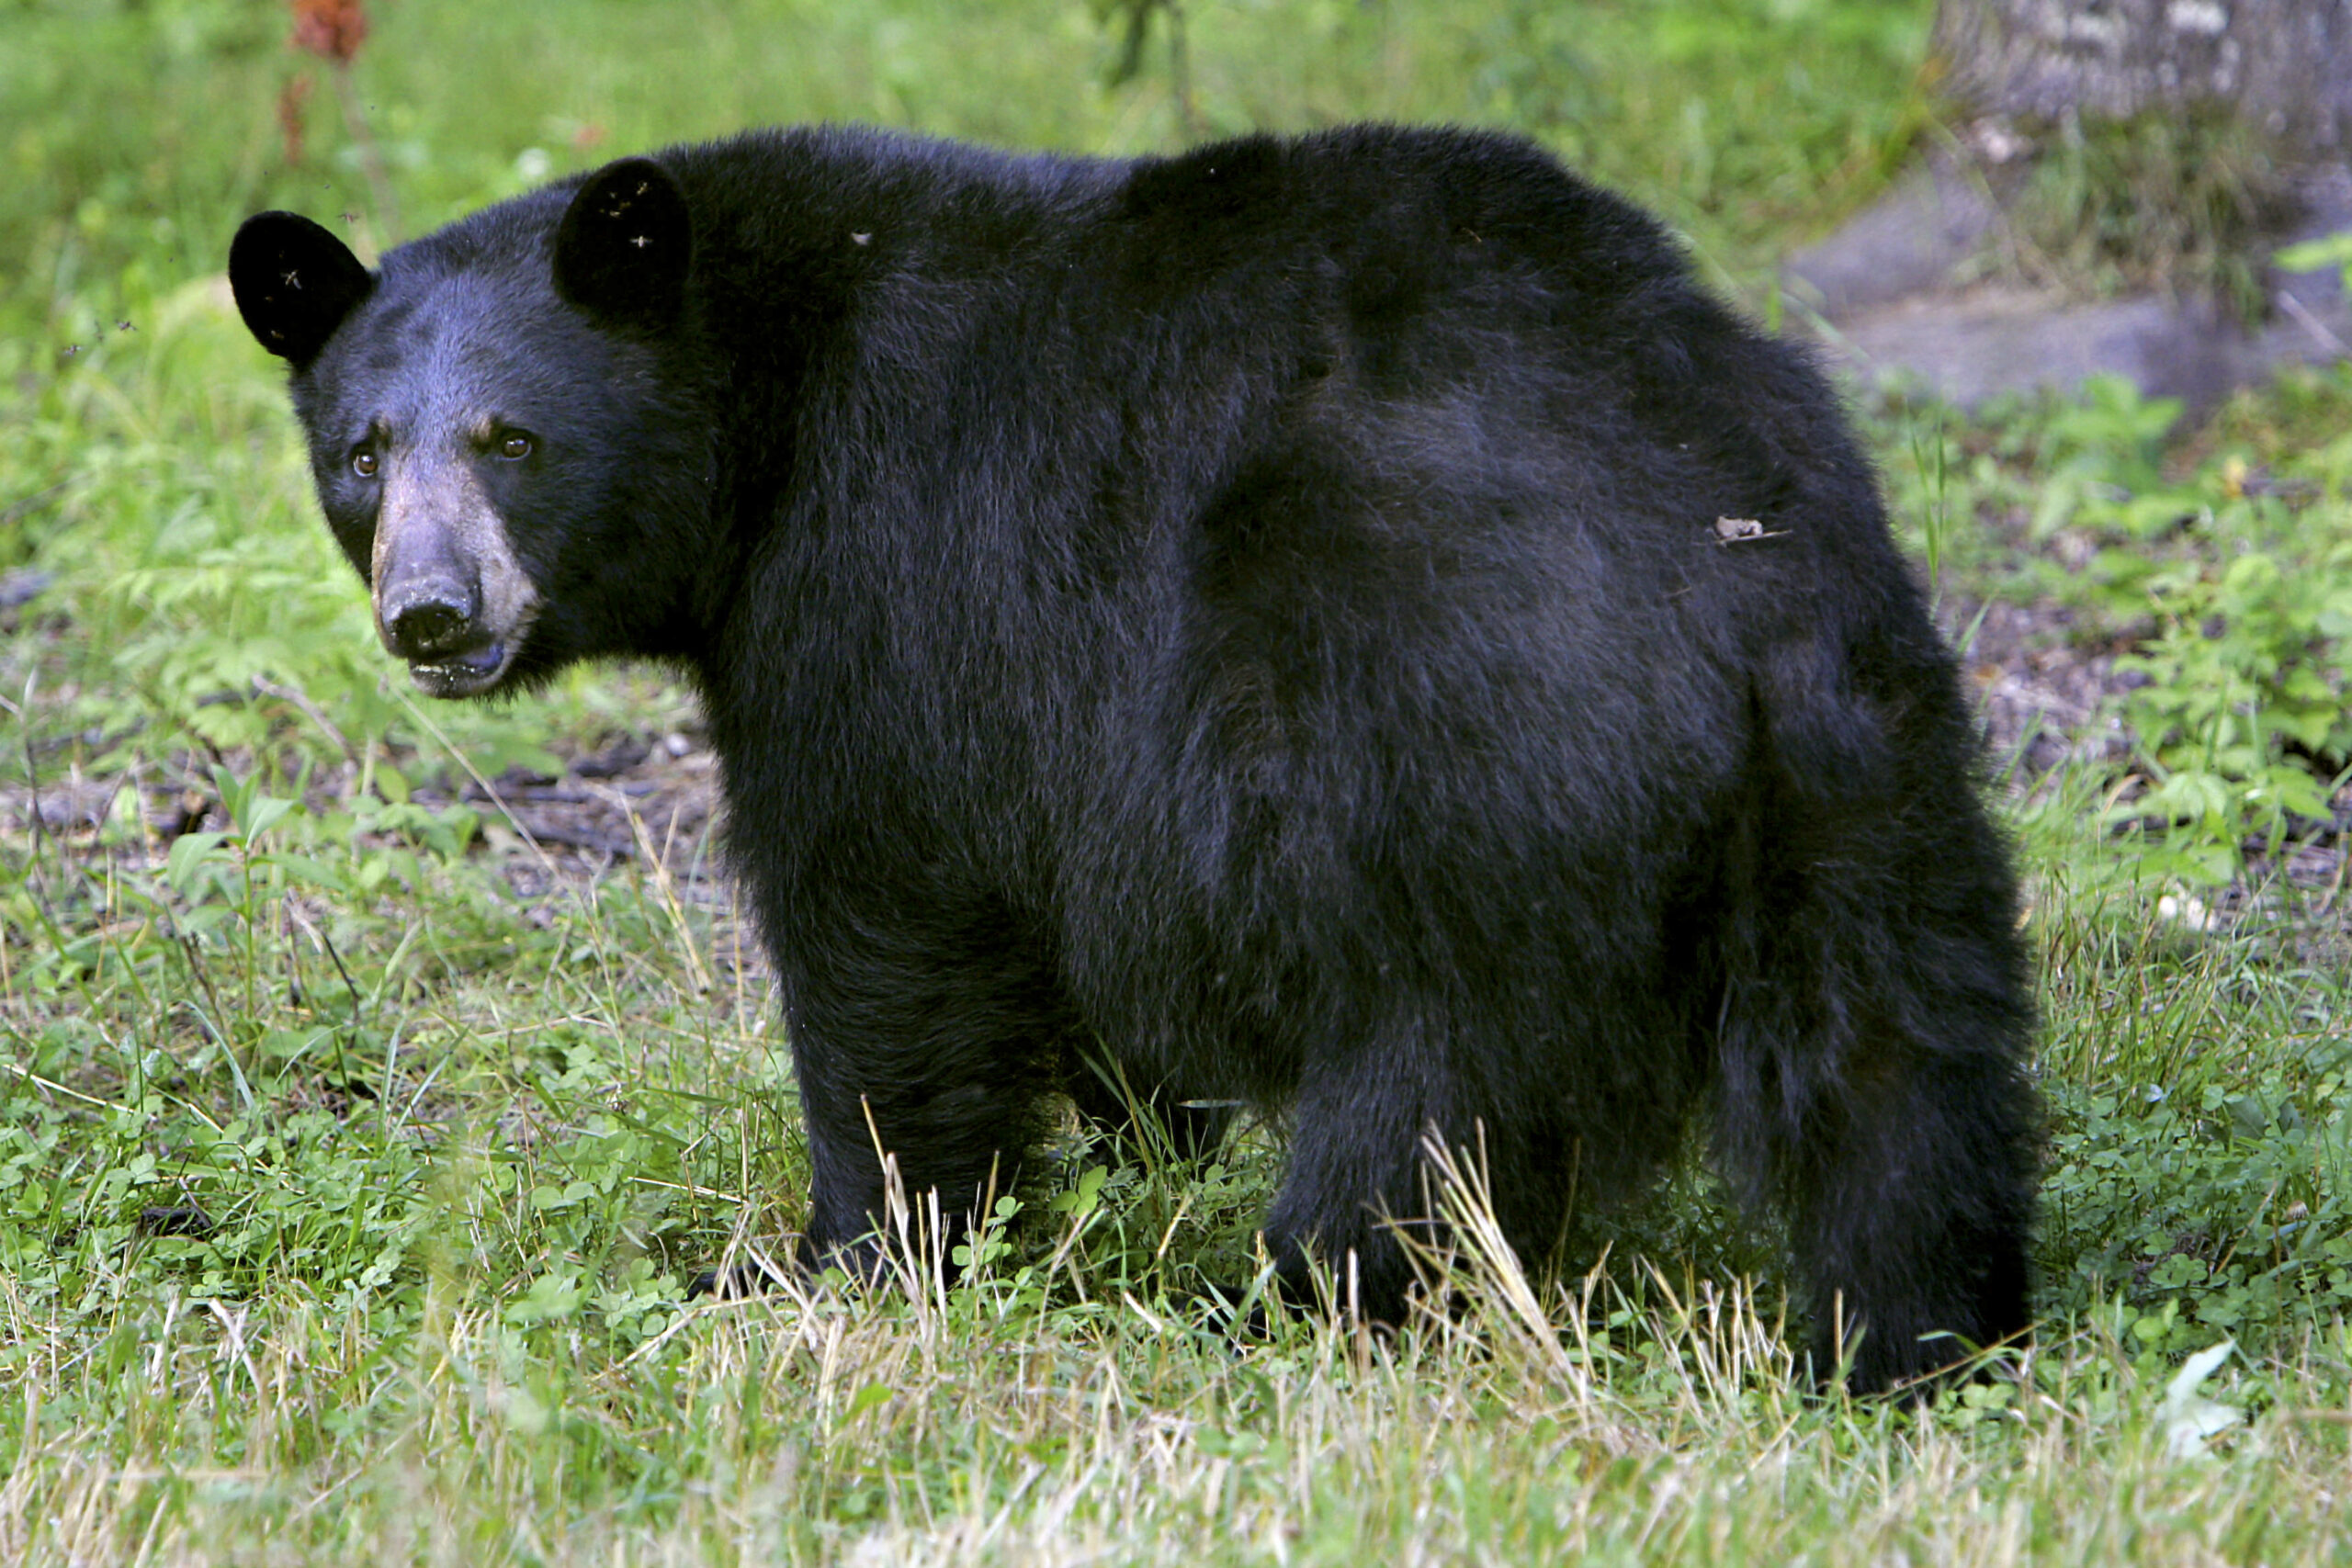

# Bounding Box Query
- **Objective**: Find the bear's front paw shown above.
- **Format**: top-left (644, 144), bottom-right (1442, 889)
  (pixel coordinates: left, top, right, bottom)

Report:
top-left (684, 1254), bottom-right (797, 1301)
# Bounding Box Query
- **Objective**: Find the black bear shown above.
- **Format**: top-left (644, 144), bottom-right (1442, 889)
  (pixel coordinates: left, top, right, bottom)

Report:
top-left (231, 123), bottom-right (2037, 1394)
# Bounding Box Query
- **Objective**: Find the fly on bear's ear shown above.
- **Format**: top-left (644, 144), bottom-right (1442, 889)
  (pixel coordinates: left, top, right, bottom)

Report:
top-left (554, 157), bottom-right (692, 330)
top-left (229, 212), bottom-right (373, 367)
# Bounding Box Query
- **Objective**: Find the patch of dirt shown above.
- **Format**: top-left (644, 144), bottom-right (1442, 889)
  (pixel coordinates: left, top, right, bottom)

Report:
top-left (1950, 593), bottom-right (2137, 776)
top-left (1, 723), bottom-right (734, 910)
top-left (1939, 589), bottom-right (2352, 908)
top-left (437, 732), bottom-right (728, 900)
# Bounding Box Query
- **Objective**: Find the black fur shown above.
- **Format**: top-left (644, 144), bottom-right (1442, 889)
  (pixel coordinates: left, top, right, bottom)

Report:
top-left (229, 211), bottom-right (373, 365)
top-left (232, 124), bottom-right (2038, 1395)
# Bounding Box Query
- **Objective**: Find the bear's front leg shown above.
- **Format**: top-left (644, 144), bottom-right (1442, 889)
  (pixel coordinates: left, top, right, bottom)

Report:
top-left (1255, 1025), bottom-right (1481, 1326)
top-left (778, 913), bottom-right (1079, 1287)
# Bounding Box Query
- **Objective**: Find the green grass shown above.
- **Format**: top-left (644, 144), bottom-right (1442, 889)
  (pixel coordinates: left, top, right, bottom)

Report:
top-left (7, 1), bottom-right (2352, 1562)
top-left (3, 0), bottom-right (1931, 343)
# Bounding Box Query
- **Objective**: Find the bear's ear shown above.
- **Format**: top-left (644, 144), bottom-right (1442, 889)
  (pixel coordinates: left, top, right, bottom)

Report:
top-left (229, 212), bottom-right (373, 366)
top-left (554, 157), bottom-right (692, 330)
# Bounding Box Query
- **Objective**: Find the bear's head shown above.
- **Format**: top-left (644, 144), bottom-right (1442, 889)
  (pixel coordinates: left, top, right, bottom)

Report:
top-left (230, 158), bottom-right (710, 698)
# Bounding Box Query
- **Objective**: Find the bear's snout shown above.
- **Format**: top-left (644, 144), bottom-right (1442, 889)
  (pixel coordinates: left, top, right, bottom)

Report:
top-left (369, 453), bottom-right (538, 697)
top-left (380, 572), bottom-right (482, 661)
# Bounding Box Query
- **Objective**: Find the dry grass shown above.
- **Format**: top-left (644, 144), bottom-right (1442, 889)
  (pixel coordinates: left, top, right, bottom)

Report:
top-left (5, 1117), bottom-right (2347, 1565)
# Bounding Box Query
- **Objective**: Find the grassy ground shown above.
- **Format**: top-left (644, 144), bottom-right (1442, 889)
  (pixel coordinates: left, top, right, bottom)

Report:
top-left (6, 1), bottom-right (2352, 1562)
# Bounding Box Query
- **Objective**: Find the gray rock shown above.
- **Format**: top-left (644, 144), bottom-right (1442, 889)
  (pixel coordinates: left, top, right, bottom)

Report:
top-left (1785, 161), bottom-right (2352, 415)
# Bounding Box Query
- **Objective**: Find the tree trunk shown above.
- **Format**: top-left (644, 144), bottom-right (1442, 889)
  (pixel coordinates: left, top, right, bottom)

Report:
top-left (1933, 0), bottom-right (2352, 156)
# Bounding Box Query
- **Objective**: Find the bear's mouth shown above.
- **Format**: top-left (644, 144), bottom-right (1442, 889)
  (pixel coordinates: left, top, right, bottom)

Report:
top-left (407, 639), bottom-right (511, 698)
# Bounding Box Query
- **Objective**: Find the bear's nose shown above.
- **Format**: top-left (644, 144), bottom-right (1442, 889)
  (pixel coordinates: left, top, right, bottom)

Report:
top-left (382, 580), bottom-right (481, 660)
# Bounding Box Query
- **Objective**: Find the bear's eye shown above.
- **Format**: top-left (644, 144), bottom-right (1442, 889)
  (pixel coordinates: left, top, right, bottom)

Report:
top-left (497, 433), bottom-right (534, 461)
top-left (351, 449), bottom-right (378, 478)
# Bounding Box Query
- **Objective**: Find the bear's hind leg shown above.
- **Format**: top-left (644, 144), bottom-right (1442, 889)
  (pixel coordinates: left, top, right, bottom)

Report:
top-left (1775, 1043), bottom-right (2037, 1394)
top-left (1721, 873), bottom-right (2039, 1396)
